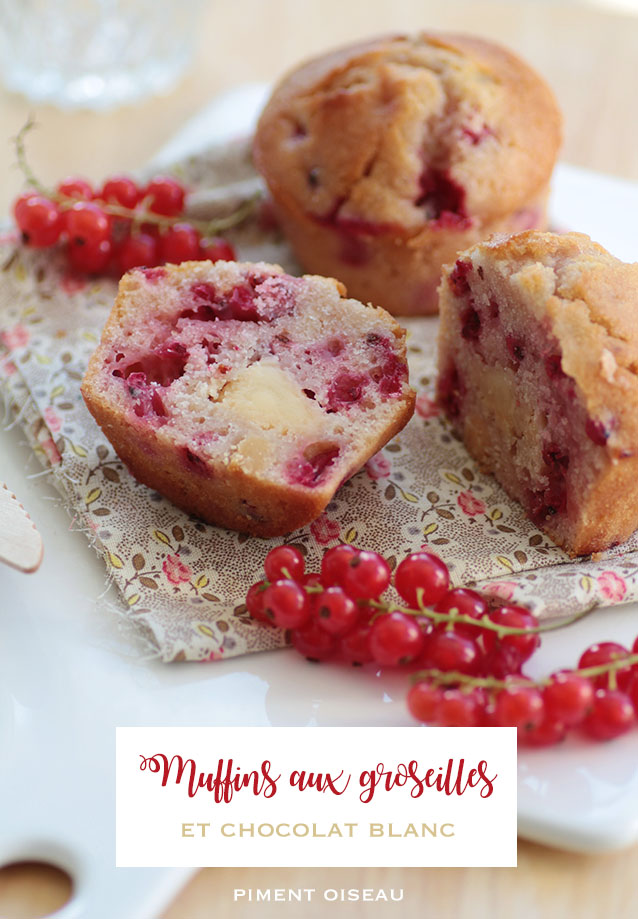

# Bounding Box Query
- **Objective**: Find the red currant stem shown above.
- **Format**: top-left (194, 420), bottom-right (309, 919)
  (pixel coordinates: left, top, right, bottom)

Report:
top-left (369, 591), bottom-right (598, 637)
top-left (414, 651), bottom-right (638, 691)
top-left (12, 117), bottom-right (259, 236)
top-left (260, 578), bottom-right (322, 595)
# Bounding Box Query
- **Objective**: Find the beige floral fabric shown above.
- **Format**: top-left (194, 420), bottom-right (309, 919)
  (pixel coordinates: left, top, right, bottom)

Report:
top-left (1, 139), bottom-right (637, 663)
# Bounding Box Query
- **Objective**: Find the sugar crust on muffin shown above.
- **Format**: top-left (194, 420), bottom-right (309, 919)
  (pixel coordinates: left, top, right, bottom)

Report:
top-left (254, 32), bottom-right (562, 316)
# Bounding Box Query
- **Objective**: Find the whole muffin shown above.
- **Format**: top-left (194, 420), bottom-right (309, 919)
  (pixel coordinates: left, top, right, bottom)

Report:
top-left (253, 33), bottom-right (562, 316)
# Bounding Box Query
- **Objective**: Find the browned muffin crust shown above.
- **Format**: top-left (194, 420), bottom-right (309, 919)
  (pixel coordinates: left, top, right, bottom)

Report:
top-left (254, 32), bottom-right (562, 315)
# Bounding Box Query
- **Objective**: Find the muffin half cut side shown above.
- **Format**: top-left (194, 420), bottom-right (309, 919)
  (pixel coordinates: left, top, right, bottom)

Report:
top-left (437, 231), bottom-right (638, 556)
top-left (82, 260), bottom-right (415, 537)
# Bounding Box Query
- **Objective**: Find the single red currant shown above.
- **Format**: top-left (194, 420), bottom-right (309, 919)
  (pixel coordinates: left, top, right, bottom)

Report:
top-left (481, 644), bottom-right (525, 679)
top-left (407, 681), bottom-right (443, 723)
top-left (582, 689), bottom-right (635, 741)
top-left (494, 685), bottom-right (545, 734)
top-left (426, 628), bottom-right (482, 675)
top-left (13, 192), bottom-right (36, 223)
top-left (321, 544), bottom-right (358, 587)
top-left (246, 580), bottom-right (271, 625)
top-left (543, 672), bottom-right (594, 726)
top-left (200, 238), bottom-right (236, 261)
top-left (261, 579), bottom-right (310, 630)
top-left (118, 233), bottom-right (159, 273)
top-left (369, 611), bottom-right (425, 666)
top-left (57, 176), bottom-right (93, 200)
top-left (64, 201), bottom-right (111, 246)
top-left (434, 588), bottom-right (487, 636)
top-left (14, 194), bottom-right (63, 247)
top-left (159, 223), bottom-right (200, 263)
top-left (291, 621), bottom-right (337, 661)
top-left (145, 175), bottom-right (186, 216)
top-left (68, 238), bottom-right (112, 274)
top-left (521, 714), bottom-right (567, 747)
top-left (395, 552), bottom-right (450, 607)
top-left (100, 175), bottom-right (141, 209)
top-left (482, 606), bottom-right (540, 663)
top-left (264, 545), bottom-right (305, 582)
top-left (342, 550), bottom-right (391, 600)
top-left (434, 687), bottom-right (485, 727)
top-left (338, 623), bottom-right (374, 665)
top-left (315, 587), bottom-right (359, 637)
top-left (578, 642), bottom-right (632, 690)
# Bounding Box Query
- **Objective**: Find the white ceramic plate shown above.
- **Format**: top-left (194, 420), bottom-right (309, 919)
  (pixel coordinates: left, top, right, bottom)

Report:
top-left (2, 86), bottom-right (638, 919)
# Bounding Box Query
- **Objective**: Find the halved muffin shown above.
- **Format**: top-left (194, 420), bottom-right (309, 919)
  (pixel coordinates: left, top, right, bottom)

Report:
top-left (82, 260), bottom-right (415, 536)
top-left (437, 231), bottom-right (638, 556)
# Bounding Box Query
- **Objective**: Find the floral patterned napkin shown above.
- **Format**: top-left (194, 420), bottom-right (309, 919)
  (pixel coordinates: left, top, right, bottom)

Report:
top-left (1, 138), bottom-right (637, 663)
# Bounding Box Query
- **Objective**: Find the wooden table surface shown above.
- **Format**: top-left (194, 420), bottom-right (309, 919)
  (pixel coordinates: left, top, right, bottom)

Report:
top-left (1, 1), bottom-right (637, 917)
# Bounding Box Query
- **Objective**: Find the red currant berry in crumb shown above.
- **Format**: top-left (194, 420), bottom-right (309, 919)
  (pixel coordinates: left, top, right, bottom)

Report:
top-left (264, 545), bottom-right (305, 582)
top-left (118, 233), bottom-right (159, 273)
top-left (482, 606), bottom-right (540, 663)
top-left (14, 194), bottom-right (62, 247)
top-left (145, 175), bottom-right (185, 216)
top-left (68, 238), bottom-right (112, 274)
top-left (434, 588), bottom-right (487, 636)
top-left (543, 672), bottom-right (594, 726)
top-left (434, 688), bottom-right (485, 727)
top-left (426, 628), bottom-right (482, 675)
top-left (582, 689), bottom-right (635, 741)
top-left (338, 623), bottom-right (374, 665)
top-left (100, 175), bottom-right (141, 209)
top-left (262, 579), bottom-right (310, 630)
top-left (494, 685), bottom-right (545, 734)
top-left (521, 715), bottom-right (567, 747)
top-left (578, 642), bottom-right (632, 690)
top-left (343, 550), bottom-right (391, 600)
top-left (407, 681), bottom-right (443, 723)
top-left (246, 580), bottom-right (271, 625)
top-left (395, 552), bottom-right (450, 607)
top-left (315, 587), bottom-right (359, 637)
top-left (200, 238), bottom-right (236, 262)
top-left (321, 544), bottom-right (358, 587)
top-left (291, 620), bottom-right (337, 661)
top-left (65, 201), bottom-right (111, 246)
top-left (57, 176), bottom-right (93, 200)
top-left (159, 223), bottom-right (200, 264)
top-left (369, 611), bottom-right (425, 666)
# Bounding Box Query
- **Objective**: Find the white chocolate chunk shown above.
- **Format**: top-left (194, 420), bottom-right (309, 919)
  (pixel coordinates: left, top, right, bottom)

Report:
top-left (219, 360), bottom-right (323, 434)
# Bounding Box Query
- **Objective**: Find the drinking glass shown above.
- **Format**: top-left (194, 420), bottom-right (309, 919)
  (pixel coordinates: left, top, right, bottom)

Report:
top-left (0, 0), bottom-right (205, 109)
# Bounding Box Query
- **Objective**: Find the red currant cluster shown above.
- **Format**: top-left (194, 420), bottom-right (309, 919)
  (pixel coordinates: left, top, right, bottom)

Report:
top-left (247, 544), bottom-right (638, 746)
top-left (12, 174), bottom-right (237, 276)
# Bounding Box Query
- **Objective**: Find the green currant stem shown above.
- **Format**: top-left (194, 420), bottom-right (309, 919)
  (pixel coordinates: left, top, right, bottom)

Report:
top-left (368, 591), bottom-right (597, 638)
top-left (259, 578), bottom-right (323, 595)
top-left (413, 652), bottom-right (638, 692)
top-left (12, 118), bottom-right (260, 236)
top-left (261, 572), bottom-right (597, 637)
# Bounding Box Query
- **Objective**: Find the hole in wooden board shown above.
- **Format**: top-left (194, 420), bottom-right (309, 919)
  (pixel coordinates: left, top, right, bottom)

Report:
top-left (0, 861), bottom-right (73, 918)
